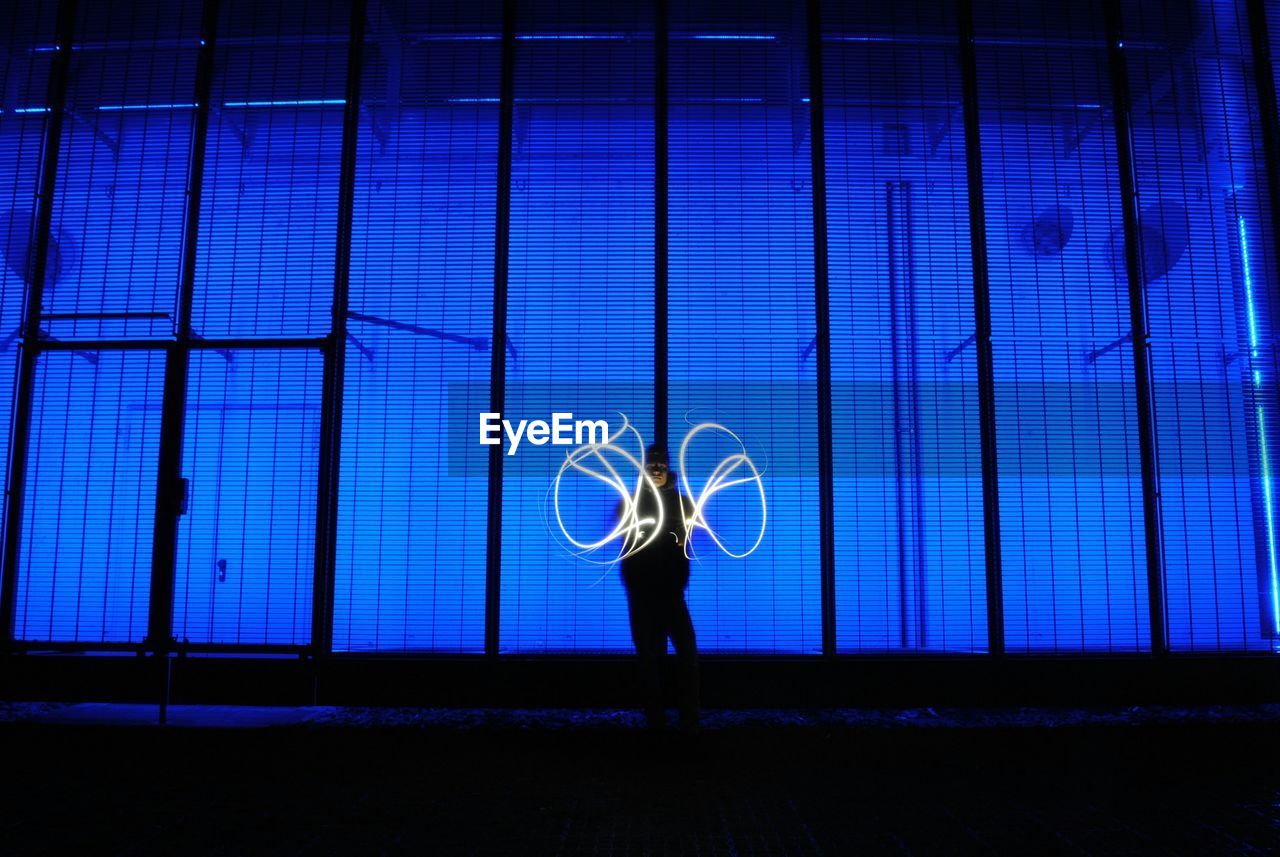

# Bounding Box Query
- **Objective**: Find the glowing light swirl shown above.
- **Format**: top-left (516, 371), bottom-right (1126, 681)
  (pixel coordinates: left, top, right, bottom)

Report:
top-left (546, 413), bottom-right (666, 565)
top-left (547, 415), bottom-right (767, 569)
top-left (677, 421), bottom-right (767, 560)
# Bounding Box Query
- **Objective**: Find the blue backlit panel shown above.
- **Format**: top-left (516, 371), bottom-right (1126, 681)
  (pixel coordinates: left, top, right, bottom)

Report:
top-left (0, 0), bottom-right (1278, 660)
top-left (669, 1), bottom-right (822, 654)
top-left (332, 0), bottom-right (499, 652)
top-left (1273, 0), bottom-right (1280, 112)
top-left (823, 1), bottom-right (987, 653)
top-left (173, 349), bottom-right (321, 646)
top-left (192, 0), bottom-right (349, 339)
top-left (498, 0), bottom-right (655, 653)
top-left (42, 1), bottom-right (199, 342)
top-left (0, 4), bottom-right (54, 599)
top-left (975, 0), bottom-right (1150, 652)
top-left (1125, 0), bottom-right (1278, 651)
top-left (14, 350), bottom-right (164, 643)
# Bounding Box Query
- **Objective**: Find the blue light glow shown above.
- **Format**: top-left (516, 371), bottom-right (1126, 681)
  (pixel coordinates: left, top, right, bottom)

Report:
top-left (1259, 406), bottom-right (1280, 638)
top-left (221, 98), bottom-right (345, 108)
top-left (1239, 215), bottom-right (1262, 358)
top-left (1239, 215), bottom-right (1279, 636)
top-left (97, 103), bottom-right (197, 112)
top-left (516, 33), bottom-right (627, 40)
top-left (690, 34), bottom-right (776, 40)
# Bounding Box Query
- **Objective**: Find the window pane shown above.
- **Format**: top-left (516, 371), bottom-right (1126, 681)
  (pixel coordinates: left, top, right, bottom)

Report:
top-left (173, 349), bottom-right (322, 646)
top-left (823, 1), bottom-right (987, 652)
top-left (193, 0), bottom-right (349, 338)
top-left (499, 0), bottom-right (655, 653)
top-left (333, 0), bottom-right (499, 652)
top-left (1125, 0), bottom-right (1279, 651)
top-left (975, 0), bottom-right (1150, 652)
top-left (669, 1), bottom-right (821, 653)
top-left (14, 350), bottom-right (164, 643)
top-left (43, 0), bottom-right (199, 342)
top-left (0, 3), bottom-right (55, 598)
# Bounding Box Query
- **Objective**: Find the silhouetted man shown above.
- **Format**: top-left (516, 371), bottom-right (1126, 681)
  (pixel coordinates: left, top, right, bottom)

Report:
top-left (619, 444), bottom-right (700, 731)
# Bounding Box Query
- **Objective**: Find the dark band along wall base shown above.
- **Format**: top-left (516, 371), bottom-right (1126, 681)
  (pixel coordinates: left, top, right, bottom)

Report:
top-left (0, 0), bottom-right (1277, 661)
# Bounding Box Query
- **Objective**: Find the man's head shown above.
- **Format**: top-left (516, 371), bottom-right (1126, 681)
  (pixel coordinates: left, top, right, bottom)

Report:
top-left (645, 444), bottom-right (670, 488)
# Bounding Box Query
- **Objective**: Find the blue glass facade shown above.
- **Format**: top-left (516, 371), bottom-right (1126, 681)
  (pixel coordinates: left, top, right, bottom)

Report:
top-left (1, 0), bottom-right (1278, 656)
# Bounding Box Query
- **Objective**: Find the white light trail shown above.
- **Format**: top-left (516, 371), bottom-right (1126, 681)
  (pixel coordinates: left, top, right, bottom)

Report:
top-left (546, 413), bottom-right (665, 566)
top-left (546, 415), bottom-right (767, 576)
top-left (677, 421), bottom-right (767, 560)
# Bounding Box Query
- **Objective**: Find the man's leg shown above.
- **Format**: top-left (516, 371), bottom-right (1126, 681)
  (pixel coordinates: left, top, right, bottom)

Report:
top-left (667, 592), bottom-right (700, 730)
top-left (626, 585), bottom-right (666, 729)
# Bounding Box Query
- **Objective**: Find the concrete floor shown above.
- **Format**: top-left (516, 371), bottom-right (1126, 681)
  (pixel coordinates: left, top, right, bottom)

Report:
top-left (0, 704), bottom-right (1277, 854)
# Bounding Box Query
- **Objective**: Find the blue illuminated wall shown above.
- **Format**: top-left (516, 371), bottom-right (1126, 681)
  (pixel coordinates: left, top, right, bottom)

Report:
top-left (823, 2), bottom-right (987, 653)
top-left (499, 0), bottom-right (656, 653)
top-left (668, 3), bottom-right (821, 654)
top-left (1, 0), bottom-right (1278, 657)
top-left (334, 2), bottom-right (498, 653)
top-left (975, 1), bottom-right (1152, 653)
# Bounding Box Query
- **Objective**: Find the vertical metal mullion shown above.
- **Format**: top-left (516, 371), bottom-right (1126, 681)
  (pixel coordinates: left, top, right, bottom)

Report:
top-left (485, 0), bottom-right (517, 658)
top-left (887, 186), bottom-right (908, 648)
top-left (146, 0), bottom-right (220, 657)
top-left (313, 0), bottom-right (367, 661)
top-left (804, 0), bottom-right (837, 657)
top-left (0, 0), bottom-right (77, 647)
top-left (1104, 0), bottom-right (1167, 655)
top-left (654, 0), bottom-right (669, 450)
top-left (957, 0), bottom-right (1005, 656)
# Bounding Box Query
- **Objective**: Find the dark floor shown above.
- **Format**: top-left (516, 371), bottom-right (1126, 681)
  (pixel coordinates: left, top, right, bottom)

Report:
top-left (0, 704), bottom-right (1278, 855)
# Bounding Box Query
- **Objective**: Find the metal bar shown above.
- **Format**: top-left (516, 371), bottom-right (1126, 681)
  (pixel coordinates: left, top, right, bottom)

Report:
top-left (312, 0), bottom-right (367, 662)
top-left (145, 0), bottom-right (220, 658)
top-left (7, 640), bottom-right (310, 654)
top-left (885, 180), bottom-right (928, 648)
top-left (1104, 0), bottom-right (1166, 655)
top-left (26, 32), bottom-right (1172, 53)
top-left (1086, 330), bottom-right (1134, 364)
top-left (944, 332), bottom-right (977, 363)
top-left (887, 184), bottom-right (908, 648)
top-left (41, 311), bottom-right (172, 321)
top-left (956, 0), bottom-right (1005, 656)
top-left (484, 0), bottom-right (517, 658)
top-left (805, 0), bottom-right (838, 657)
top-left (9, 641), bottom-right (145, 653)
top-left (0, 0), bottom-right (77, 649)
top-left (31, 339), bottom-right (174, 351)
top-left (901, 182), bottom-right (928, 646)
top-left (32, 337), bottom-right (328, 352)
top-left (347, 310), bottom-right (488, 350)
top-left (654, 0), bottom-right (669, 450)
top-left (346, 330), bottom-right (375, 362)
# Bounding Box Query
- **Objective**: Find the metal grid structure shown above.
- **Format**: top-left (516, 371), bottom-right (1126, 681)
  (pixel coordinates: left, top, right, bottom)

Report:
top-left (0, 0), bottom-right (1278, 669)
